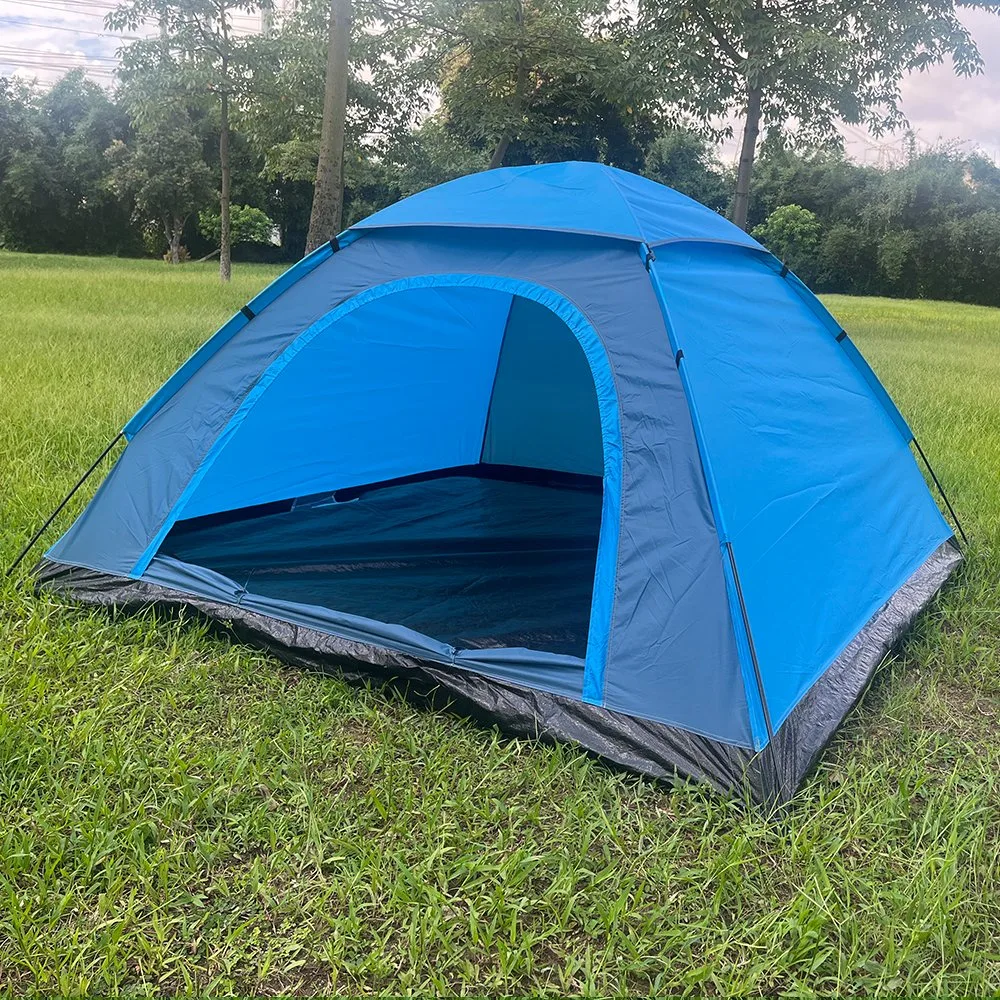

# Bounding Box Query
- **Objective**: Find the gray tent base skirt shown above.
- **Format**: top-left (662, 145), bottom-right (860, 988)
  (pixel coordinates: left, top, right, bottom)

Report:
top-left (35, 539), bottom-right (960, 807)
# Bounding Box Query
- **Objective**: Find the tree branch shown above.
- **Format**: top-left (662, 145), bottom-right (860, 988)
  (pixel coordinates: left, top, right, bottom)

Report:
top-left (687, 0), bottom-right (743, 68)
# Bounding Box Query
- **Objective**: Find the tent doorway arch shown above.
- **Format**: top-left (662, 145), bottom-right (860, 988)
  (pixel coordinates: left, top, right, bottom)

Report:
top-left (147, 275), bottom-right (623, 686)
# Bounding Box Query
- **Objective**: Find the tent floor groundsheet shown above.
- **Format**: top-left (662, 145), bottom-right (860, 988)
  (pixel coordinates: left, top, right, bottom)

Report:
top-left (161, 471), bottom-right (602, 657)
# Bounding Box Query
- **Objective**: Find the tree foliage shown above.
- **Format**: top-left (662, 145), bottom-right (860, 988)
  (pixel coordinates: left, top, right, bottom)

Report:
top-left (238, 0), bottom-right (437, 185)
top-left (428, 0), bottom-right (648, 168)
top-left (107, 0), bottom-right (273, 279)
top-left (750, 143), bottom-right (1000, 306)
top-left (198, 203), bottom-right (275, 245)
top-left (631, 0), bottom-right (993, 227)
top-left (4, 0), bottom-right (1000, 311)
top-left (0, 72), bottom-right (139, 254)
top-left (751, 203), bottom-right (821, 281)
top-left (644, 130), bottom-right (729, 213)
top-left (106, 106), bottom-right (215, 263)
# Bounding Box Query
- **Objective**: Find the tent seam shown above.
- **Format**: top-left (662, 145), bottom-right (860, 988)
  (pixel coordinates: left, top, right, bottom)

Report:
top-left (641, 246), bottom-right (766, 750)
top-left (601, 170), bottom-right (650, 244)
top-left (478, 295), bottom-right (517, 464)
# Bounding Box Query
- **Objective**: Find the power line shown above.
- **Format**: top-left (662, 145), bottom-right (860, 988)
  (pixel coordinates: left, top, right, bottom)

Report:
top-left (0, 17), bottom-right (140, 38)
top-left (0, 0), bottom-right (117, 21)
top-left (1, 0), bottom-right (270, 23)
top-left (1, 0), bottom-right (265, 25)
top-left (0, 56), bottom-right (119, 69)
top-left (0, 43), bottom-right (119, 60)
top-left (0, 62), bottom-right (118, 77)
top-left (0, 2), bottom-right (273, 81)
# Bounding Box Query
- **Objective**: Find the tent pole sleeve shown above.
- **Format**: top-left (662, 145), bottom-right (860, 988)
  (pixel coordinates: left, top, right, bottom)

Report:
top-left (640, 246), bottom-right (728, 534)
top-left (912, 437), bottom-right (968, 547)
top-left (725, 541), bottom-right (774, 742)
top-left (5, 432), bottom-right (124, 578)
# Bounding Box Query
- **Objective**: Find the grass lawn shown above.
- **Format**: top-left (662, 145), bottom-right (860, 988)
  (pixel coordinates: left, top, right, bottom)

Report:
top-left (1, 251), bottom-right (999, 996)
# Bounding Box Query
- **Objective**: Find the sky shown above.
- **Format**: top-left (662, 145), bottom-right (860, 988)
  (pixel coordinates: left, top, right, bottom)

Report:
top-left (1, 2), bottom-right (999, 165)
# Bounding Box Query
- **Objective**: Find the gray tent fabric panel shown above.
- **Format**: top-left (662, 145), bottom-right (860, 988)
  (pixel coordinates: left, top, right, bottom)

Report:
top-left (482, 294), bottom-right (603, 475)
top-left (47, 227), bottom-right (751, 746)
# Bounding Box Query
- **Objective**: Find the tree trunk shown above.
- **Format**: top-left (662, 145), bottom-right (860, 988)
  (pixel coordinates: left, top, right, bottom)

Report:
top-left (489, 0), bottom-right (526, 170)
top-left (305, 0), bottom-right (351, 253)
top-left (489, 54), bottom-right (527, 170)
top-left (219, 11), bottom-right (233, 281)
top-left (219, 35), bottom-right (232, 282)
top-left (731, 84), bottom-right (762, 231)
top-left (169, 219), bottom-right (182, 264)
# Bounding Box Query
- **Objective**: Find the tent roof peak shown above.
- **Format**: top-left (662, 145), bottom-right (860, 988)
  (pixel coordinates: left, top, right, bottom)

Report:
top-left (350, 161), bottom-right (763, 249)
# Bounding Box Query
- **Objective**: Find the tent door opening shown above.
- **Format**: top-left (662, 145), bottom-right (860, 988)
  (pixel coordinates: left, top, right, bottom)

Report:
top-left (157, 284), bottom-right (609, 660)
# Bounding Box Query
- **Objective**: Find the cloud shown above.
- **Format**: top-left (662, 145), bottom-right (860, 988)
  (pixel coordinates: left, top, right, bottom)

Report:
top-left (888, 7), bottom-right (1000, 159)
top-left (0, 1), bottom-right (123, 83)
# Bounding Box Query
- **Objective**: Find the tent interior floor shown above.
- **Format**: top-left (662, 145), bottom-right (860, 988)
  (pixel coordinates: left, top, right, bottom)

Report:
top-left (162, 470), bottom-right (603, 658)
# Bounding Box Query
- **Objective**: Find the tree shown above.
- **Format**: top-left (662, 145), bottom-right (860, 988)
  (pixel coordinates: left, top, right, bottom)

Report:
top-left (748, 144), bottom-right (880, 231)
top-left (643, 130), bottom-right (728, 213)
top-left (427, 0), bottom-right (642, 170)
top-left (817, 223), bottom-right (876, 294)
top-left (238, 0), bottom-right (433, 252)
top-left (0, 71), bottom-right (138, 254)
top-left (305, 0), bottom-right (352, 252)
top-left (106, 107), bottom-right (215, 263)
top-left (751, 203), bottom-right (821, 281)
top-left (198, 202), bottom-right (275, 247)
top-left (108, 0), bottom-right (272, 280)
top-left (633, 0), bottom-right (991, 229)
top-left (945, 210), bottom-right (1000, 307)
top-left (239, 0), bottom-right (651, 243)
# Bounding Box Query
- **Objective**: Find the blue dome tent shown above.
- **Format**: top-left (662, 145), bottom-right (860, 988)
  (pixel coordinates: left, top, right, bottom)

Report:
top-left (34, 162), bottom-right (961, 803)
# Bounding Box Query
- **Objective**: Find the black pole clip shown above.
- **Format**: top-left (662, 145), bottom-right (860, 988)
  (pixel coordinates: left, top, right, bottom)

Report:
top-left (644, 246), bottom-right (656, 271)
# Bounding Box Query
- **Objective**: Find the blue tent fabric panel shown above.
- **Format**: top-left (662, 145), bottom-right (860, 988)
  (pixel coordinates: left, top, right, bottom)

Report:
top-left (652, 243), bottom-right (952, 730)
top-left (352, 162), bottom-right (763, 250)
top-left (177, 284), bottom-right (514, 519)
top-left (483, 294), bottom-right (603, 475)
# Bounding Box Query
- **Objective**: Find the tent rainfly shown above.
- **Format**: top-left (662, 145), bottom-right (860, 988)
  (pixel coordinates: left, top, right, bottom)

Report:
top-left (34, 162), bottom-right (962, 804)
